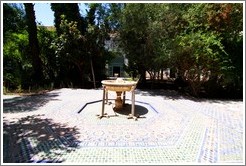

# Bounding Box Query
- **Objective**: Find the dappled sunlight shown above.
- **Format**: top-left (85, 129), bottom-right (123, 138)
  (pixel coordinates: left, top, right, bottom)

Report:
top-left (2, 88), bottom-right (244, 163)
top-left (3, 92), bottom-right (60, 113)
top-left (3, 114), bottom-right (81, 163)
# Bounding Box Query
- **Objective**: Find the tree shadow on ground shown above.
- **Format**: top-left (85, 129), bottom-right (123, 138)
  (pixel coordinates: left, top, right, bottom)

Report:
top-left (3, 114), bottom-right (81, 163)
top-left (135, 89), bottom-right (191, 100)
top-left (3, 92), bottom-right (60, 113)
top-left (135, 89), bottom-right (243, 103)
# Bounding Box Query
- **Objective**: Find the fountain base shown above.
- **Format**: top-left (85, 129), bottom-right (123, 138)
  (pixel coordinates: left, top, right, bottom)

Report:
top-left (114, 91), bottom-right (123, 111)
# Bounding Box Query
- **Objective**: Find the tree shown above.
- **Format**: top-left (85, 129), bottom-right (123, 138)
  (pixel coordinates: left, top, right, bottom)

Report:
top-left (24, 3), bottom-right (44, 86)
top-left (51, 3), bottom-right (86, 35)
top-left (178, 3), bottom-right (243, 97)
top-left (3, 32), bottom-right (29, 90)
top-left (3, 3), bottom-right (29, 90)
top-left (173, 31), bottom-right (226, 96)
top-left (50, 16), bottom-right (86, 87)
top-left (208, 3), bottom-right (244, 97)
top-left (84, 3), bottom-right (114, 88)
top-left (3, 3), bottom-right (25, 39)
top-left (37, 26), bottom-right (57, 86)
top-left (119, 4), bottom-right (152, 82)
top-left (3, 3), bottom-right (242, 98)
top-left (119, 3), bottom-right (243, 98)
top-left (50, 3), bottom-right (91, 88)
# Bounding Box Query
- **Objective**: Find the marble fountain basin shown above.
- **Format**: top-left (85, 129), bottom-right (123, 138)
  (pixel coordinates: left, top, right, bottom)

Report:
top-left (101, 78), bottom-right (138, 92)
top-left (101, 78), bottom-right (138, 111)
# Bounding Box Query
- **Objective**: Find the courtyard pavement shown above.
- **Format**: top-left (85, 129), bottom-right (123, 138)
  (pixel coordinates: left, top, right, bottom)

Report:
top-left (2, 88), bottom-right (245, 164)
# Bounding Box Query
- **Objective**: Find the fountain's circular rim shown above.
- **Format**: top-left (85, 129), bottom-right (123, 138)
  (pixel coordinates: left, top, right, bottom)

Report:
top-left (101, 80), bottom-right (138, 86)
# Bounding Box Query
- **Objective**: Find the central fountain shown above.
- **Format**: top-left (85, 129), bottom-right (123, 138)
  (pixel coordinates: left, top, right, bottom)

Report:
top-left (100, 78), bottom-right (138, 120)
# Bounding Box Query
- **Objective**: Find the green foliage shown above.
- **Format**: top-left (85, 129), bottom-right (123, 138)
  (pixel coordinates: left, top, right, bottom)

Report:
top-left (119, 4), bottom-right (152, 80)
top-left (173, 3), bottom-right (242, 97)
top-left (84, 3), bottom-right (115, 82)
top-left (51, 3), bottom-right (86, 35)
top-left (3, 3), bottom-right (26, 38)
top-left (50, 16), bottom-right (86, 87)
top-left (3, 3), bottom-right (243, 98)
top-left (37, 26), bottom-right (57, 83)
top-left (3, 3), bottom-right (31, 90)
top-left (173, 31), bottom-right (227, 96)
top-left (3, 31), bottom-right (30, 89)
top-left (49, 3), bottom-right (114, 88)
top-left (52, 16), bottom-right (85, 60)
top-left (119, 3), bottom-right (243, 97)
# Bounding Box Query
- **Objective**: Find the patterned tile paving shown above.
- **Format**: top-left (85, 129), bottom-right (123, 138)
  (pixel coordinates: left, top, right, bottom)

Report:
top-left (2, 88), bottom-right (244, 164)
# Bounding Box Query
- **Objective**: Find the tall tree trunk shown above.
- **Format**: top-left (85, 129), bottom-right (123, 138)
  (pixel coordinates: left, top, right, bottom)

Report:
top-left (90, 58), bottom-right (96, 89)
top-left (161, 69), bottom-right (164, 80)
top-left (24, 3), bottom-right (43, 85)
top-left (140, 69), bottom-right (146, 84)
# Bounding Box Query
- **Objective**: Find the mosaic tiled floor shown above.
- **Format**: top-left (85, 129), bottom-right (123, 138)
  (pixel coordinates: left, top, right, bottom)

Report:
top-left (2, 88), bottom-right (244, 164)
